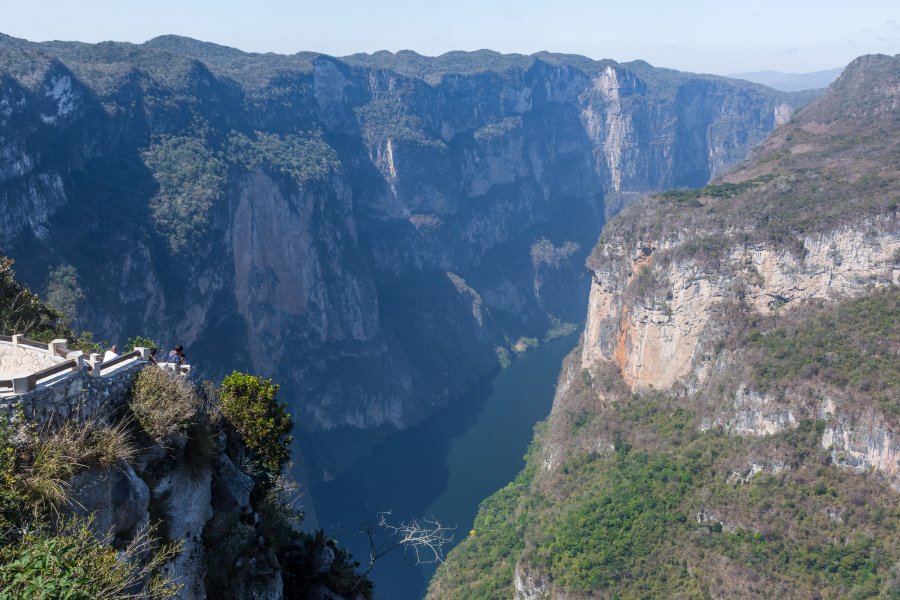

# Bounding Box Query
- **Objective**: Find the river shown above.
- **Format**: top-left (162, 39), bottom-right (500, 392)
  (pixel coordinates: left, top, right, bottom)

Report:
top-left (310, 334), bottom-right (575, 599)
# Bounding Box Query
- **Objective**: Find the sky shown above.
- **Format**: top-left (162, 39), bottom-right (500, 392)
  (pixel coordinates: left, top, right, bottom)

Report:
top-left (2, 0), bottom-right (899, 75)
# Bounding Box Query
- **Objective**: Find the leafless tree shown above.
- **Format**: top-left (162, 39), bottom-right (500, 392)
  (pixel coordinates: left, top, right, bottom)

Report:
top-left (357, 511), bottom-right (455, 579)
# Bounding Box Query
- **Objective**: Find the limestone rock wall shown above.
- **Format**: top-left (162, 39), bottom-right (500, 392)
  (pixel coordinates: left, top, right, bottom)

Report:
top-left (582, 219), bottom-right (899, 389)
top-left (579, 215), bottom-right (899, 487)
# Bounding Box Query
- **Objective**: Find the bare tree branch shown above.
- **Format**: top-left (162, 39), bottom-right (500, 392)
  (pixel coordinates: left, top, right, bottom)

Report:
top-left (353, 510), bottom-right (456, 585)
top-left (376, 512), bottom-right (455, 565)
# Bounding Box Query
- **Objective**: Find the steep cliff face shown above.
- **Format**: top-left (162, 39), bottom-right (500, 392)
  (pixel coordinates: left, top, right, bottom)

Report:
top-left (579, 53), bottom-right (900, 485)
top-left (583, 221), bottom-right (898, 391)
top-left (430, 54), bottom-right (900, 599)
top-left (0, 33), bottom-right (811, 478)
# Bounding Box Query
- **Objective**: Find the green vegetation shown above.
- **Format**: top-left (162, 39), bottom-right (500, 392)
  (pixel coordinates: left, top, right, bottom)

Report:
top-left (205, 373), bottom-right (372, 599)
top-left (543, 318), bottom-right (579, 342)
top-left (0, 256), bottom-right (70, 341)
top-left (494, 346), bottom-right (511, 369)
top-left (0, 519), bottom-right (179, 600)
top-left (0, 423), bottom-right (26, 545)
top-left (512, 337), bottom-right (539, 353)
top-left (750, 287), bottom-right (899, 417)
top-left (0, 409), bottom-right (176, 599)
top-left (17, 421), bottom-right (136, 511)
top-left (143, 135), bottom-right (228, 253)
top-left (432, 387), bottom-right (900, 598)
top-left (355, 98), bottom-right (447, 148)
top-left (69, 331), bottom-right (107, 355)
top-left (534, 450), bottom-right (693, 592)
top-left (0, 259), bottom-right (371, 598)
top-left (429, 427), bottom-right (543, 598)
top-left (219, 372), bottom-right (294, 480)
top-left (439, 287), bottom-right (900, 597)
top-left (227, 130), bottom-right (339, 184)
top-left (473, 117), bottom-right (522, 142)
top-left (126, 335), bottom-right (158, 351)
top-left (659, 178), bottom-right (772, 205)
top-left (342, 49), bottom-right (534, 83)
top-left (594, 58), bottom-right (900, 269)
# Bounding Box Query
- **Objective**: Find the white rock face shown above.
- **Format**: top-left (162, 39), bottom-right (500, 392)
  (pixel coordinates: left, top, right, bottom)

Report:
top-left (514, 562), bottom-right (551, 600)
top-left (40, 75), bottom-right (77, 123)
top-left (583, 65), bottom-right (635, 193)
top-left (582, 220), bottom-right (899, 390)
top-left (156, 465), bottom-right (214, 600)
top-left (823, 418), bottom-right (900, 489)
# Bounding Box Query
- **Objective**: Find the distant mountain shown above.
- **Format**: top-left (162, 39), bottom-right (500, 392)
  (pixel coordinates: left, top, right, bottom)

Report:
top-left (731, 67), bottom-right (844, 91)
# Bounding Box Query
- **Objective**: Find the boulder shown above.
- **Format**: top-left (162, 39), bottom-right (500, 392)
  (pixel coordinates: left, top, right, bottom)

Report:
top-left (212, 453), bottom-right (254, 514)
top-left (67, 464), bottom-right (149, 537)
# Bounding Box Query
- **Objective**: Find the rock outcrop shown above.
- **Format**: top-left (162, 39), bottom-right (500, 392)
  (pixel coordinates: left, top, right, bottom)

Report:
top-left (583, 221), bottom-right (898, 391)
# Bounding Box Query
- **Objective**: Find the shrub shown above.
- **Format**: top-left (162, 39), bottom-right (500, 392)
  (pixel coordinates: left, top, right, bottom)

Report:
top-left (0, 518), bottom-right (180, 600)
top-left (69, 330), bottom-right (106, 354)
top-left (750, 287), bottom-right (899, 418)
top-left (0, 424), bottom-right (26, 543)
top-left (127, 335), bottom-right (158, 351)
top-left (130, 366), bottom-right (201, 445)
top-left (219, 372), bottom-right (293, 478)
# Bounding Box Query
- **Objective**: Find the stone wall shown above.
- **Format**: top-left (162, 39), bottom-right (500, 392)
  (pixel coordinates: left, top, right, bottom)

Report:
top-left (0, 362), bottom-right (144, 428)
top-left (0, 340), bottom-right (60, 378)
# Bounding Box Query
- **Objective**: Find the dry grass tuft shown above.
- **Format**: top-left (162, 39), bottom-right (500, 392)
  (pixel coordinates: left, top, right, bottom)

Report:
top-left (18, 420), bottom-right (138, 511)
top-left (130, 366), bottom-right (202, 445)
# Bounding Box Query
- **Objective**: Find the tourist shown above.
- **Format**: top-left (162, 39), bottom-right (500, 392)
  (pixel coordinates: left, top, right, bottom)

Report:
top-left (103, 344), bottom-right (119, 362)
top-left (148, 347), bottom-right (158, 364)
top-left (167, 344), bottom-right (185, 366)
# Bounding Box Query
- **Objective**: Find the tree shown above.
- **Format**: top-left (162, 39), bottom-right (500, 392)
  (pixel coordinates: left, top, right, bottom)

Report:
top-left (219, 372), bottom-right (294, 481)
top-left (357, 511), bottom-right (455, 580)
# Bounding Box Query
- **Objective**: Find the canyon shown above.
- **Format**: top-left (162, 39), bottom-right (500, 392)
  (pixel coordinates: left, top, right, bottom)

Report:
top-left (0, 34), bottom-right (814, 482)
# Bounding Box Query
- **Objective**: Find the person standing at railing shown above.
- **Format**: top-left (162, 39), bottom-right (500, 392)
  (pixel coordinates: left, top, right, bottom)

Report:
top-left (103, 344), bottom-right (120, 362)
top-left (167, 344), bottom-right (185, 367)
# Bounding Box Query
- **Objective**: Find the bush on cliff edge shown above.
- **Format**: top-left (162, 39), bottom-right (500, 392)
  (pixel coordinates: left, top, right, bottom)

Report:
top-left (130, 366), bottom-right (202, 446)
top-left (219, 372), bottom-right (293, 481)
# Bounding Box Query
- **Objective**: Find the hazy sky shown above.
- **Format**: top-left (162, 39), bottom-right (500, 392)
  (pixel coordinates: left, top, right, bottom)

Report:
top-left (3, 0), bottom-right (899, 74)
